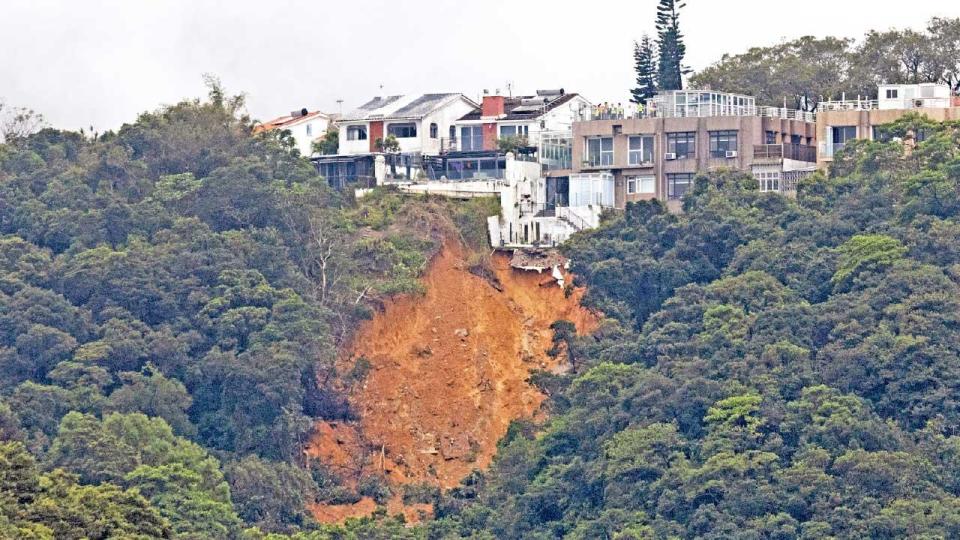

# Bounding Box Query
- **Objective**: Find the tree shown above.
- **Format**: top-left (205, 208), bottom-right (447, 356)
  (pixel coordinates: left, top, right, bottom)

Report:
top-left (312, 128), bottom-right (339, 156)
top-left (495, 135), bottom-right (529, 155)
top-left (374, 134), bottom-right (400, 153)
top-left (690, 36), bottom-right (856, 111)
top-left (655, 0), bottom-right (689, 91)
top-left (631, 35), bottom-right (659, 104)
top-left (0, 101), bottom-right (45, 144)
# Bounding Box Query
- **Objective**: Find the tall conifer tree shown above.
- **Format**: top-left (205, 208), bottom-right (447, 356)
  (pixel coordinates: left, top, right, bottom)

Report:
top-left (631, 35), bottom-right (659, 104)
top-left (656, 0), bottom-right (689, 90)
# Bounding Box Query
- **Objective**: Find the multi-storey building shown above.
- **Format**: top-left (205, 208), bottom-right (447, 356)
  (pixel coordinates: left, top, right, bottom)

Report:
top-left (567, 90), bottom-right (818, 211)
top-left (816, 83), bottom-right (960, 168)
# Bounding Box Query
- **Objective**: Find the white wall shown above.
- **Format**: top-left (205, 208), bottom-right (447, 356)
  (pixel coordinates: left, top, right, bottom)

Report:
top-left (286, 116), bottom-right (330, 157)
top-left (339, 122), bottom-right (371, 155)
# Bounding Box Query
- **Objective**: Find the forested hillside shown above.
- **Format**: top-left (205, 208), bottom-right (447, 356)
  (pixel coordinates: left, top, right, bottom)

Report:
top-left (0, 82), bottom-right (491, 539)
top-left (423, 115), bottom-right (960, 538)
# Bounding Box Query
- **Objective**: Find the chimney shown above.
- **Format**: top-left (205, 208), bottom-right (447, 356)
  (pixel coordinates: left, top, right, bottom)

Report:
top-left (482, 94), bottom-right (506, 117)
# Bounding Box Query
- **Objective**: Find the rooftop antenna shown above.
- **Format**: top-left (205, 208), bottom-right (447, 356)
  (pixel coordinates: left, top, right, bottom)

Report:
top-left (506, 81), bottom-right (514, 98)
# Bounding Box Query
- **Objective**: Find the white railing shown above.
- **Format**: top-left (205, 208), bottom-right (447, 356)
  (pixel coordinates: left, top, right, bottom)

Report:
top-left (817, 99), bottom-right (879, 112)
top-left (574, 105), bottom-right (816, 122)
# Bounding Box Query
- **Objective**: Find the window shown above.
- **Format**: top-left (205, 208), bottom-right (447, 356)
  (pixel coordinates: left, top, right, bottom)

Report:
top-left (387, 123), bottom-right (417, 138)
top-left (306, 124), bottom-right (313, 137)
top-left (499, 125), bottom-right (529, 139)
top-left (586, 137), bottom-right (613, 167)
top-left (430, 123), bottom-right (438, 138)
top-left (626, 175), bottom-right (655, 195)
top-left (765, 131), bottom-right (778, 145)
top-left (757, 171), bottom-right (781, 192)
top-left (667, 173), bottom-right (694, 200)
top-left (449, 125), bottom-right (456, 140)
top-left (709, 130), bottom-right (738, 158)
top-left (886, 88), bottom-right (899, 99)
top-left (346, 125), bottom-right (367, 141)
top-left (666, 132), bottom-right (696, 159)
top-left (461, 126), bottom-right (483, 151)
top-left (831, 126), bottom-right (857, 153)
top-left (628, 135), bottom-right (654, 165)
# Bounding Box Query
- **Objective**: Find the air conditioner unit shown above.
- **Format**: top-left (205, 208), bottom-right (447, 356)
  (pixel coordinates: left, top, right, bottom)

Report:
top-left (664, 152), bottom-right (677, 161)
top-left (725, 150), bottom-right (738, 158)
top-left (914, 99), bottom-right (924, 108)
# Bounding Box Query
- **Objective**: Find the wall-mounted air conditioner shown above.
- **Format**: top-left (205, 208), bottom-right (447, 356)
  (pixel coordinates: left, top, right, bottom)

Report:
top-left (725, 150), bottom-right (738, 158)
top-left (664, 152), bottom-right (677, 161)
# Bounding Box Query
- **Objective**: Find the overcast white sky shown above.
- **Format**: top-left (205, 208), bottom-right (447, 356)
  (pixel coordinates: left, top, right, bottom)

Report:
top-left (2, 0), bottom-right (958, 132)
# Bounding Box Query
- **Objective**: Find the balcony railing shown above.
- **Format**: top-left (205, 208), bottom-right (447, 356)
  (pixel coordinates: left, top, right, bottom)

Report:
top-left (753, 143), bottom-right (817, 163)
top-left (575, 105), bottom-right (816, 122)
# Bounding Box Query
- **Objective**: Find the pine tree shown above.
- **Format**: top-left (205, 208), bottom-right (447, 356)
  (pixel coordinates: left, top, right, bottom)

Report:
top-left (631, 36), bottom-right (659, 104)
top-left (655, 0), bottom-right (689, 91)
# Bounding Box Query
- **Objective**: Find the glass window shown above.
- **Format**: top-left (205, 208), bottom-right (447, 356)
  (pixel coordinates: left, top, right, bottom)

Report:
top-left (709, 130), bottom-right (738, 158)
top-left (667, 173), bottom-right (694, 200)
top-left (306, 124), bottom-right (313, 137)
top-left (586, 137), bottom-right (613, 167)
top-left (831, 126), bottom-right (857, 152)
top-left (666, 132), bottom-right (696, 159)
top-left (346, 125), bottom-right (367, 141)
top-left (765, 131), bottom-right (778, 145)
top-left (628, 135), bottom-right (654, 165)
top-left (886, 88), bottom-right (899, 99)
top-left (626, 175), bottom-right (655, 195)
top-left (387, 123), bottom-right (417, 138)
top-left (757, 171), bottom-right (781, 192)
top-left (460, 126), bottom-right (484, 151)
top-left (430, 123), bottom-right (438, 138)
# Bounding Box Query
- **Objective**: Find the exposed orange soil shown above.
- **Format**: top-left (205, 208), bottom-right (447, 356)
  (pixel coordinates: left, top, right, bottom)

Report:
top-left (306, 242), bottom-right (597, 523)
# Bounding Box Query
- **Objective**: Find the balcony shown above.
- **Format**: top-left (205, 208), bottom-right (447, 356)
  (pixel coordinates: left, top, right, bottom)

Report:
top-left (753, 143), bottom-right (817, 163)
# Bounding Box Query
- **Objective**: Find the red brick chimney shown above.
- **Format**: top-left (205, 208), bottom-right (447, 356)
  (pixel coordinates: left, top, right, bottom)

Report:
top-left (482, 95), bottom-right (506, 117)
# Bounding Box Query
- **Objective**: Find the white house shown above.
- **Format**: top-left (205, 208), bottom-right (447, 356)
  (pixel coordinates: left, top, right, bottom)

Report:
top-left (336, 94), bottom-right (479, 156)
top-left (452, 89), bottom-right (592, 152)
top-left (256, 108), bottom-right (332, 157)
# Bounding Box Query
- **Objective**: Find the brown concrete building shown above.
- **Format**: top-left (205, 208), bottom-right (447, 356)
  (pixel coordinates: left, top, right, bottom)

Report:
top-left (566, 90), bottom-right (817, 211)
top-left (816, 84), bottom-right (960, 169)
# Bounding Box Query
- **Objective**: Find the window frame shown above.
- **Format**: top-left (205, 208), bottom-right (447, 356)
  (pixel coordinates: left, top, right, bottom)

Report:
top-left (585, 136), bottom-right (614, 167)
top-left (346, 125), bottom-right (368, 141)
top-left (387, 122), bottom-right (418, 138)
top-left (666, 132), bottom-right (696, 159)
top-left (626, 175), bottom-right (655, 195)
top-left (628, 135), bottom-right (654, 165)
top-left (667, 173), bottom-right (694, 200)
top-left (429, 123), bottom-right (438, 139)
top-left (708, 130), bottom-right (738, 158)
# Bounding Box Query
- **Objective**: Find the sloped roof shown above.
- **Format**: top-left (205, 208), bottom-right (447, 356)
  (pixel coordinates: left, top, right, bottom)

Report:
top-left (255, 110), bottom-right (329, 132)
top-left (457, 93), bottom-right (584, 122)
top-left (340, 93), bottom-right (474, 122)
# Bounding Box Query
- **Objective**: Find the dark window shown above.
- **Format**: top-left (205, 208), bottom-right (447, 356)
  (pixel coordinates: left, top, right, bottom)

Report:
top-left (831, 126), bottom-right (857, 152)
top-left (790, 134), bottom-right (802, 144)
top-left (709, 130), bottom-right (738, 158)
top-left (449, 125), bottom-right (456, 140)
top-left (430, 123), bottom-right (438, 138)
top-left (886, 88), bottom-right (899, 99)
top-left (500, 125), bottom-right (529, 139)
top-left (346, 125), bottom-right (367, 141)
top-left (667, 173), bottom-right (695, 200)
top-left (765, 131), bottom-right (778, 145)
top-left (667, 132), bottom-right (696, 159)
top-left (388, 123), bottom-right (417, 138)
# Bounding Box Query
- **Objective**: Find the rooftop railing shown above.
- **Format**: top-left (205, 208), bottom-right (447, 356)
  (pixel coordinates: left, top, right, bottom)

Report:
top-left (574, 105), bottom-right (816, 122)
top-left (817, 99), bottom-right (879, 112)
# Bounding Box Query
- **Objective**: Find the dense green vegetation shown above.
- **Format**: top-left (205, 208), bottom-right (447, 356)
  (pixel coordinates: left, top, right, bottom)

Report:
top-left (690, 17), bottom-right (960, 111)
top-left (421, 116), bottom-right (960, 538)
top-left (0, 81), bottom-right (495, 538)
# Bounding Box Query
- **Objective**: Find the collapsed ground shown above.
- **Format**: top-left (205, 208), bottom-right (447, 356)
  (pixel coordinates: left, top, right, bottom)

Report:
top-left (306, 241), bottom-right (597, 522)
